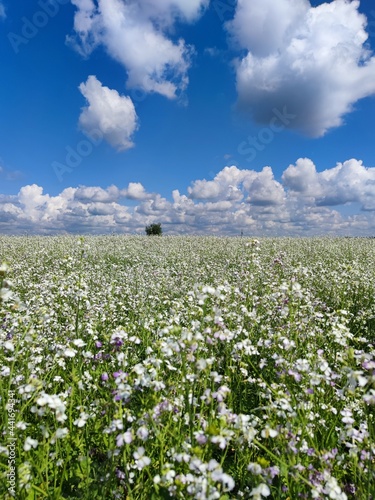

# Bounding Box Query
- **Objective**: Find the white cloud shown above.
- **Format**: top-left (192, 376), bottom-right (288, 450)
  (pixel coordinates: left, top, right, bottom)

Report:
top-left (139, 0), bottom-right (210, 23)
top-left (69, 0), bottom-right (208, 99)
top-left (228, 0), bottom-right (309, 57)
top-left (247, 167), bottom-right (285, 206)
top-left (281, 158), bottom-right (323, 198)
top-left (228, 0), bottom-right (375, 137)
top-left (2, 158), bottom-right (375, 236)
top-left (18, 185), bottom-right (49, 222)
top-left (283, 158), bottom-right (375, 209)
top-left (188, 166), bottom-right (254, 201)
top-left (204, 47), bottom-right (222, 58)
top-left (74, 185), bottom-right (121, 203)
top-left (187, 165), bottom-right (285, 205)
top-left (122, 182), bottom-right (152, 201)
top-left (78, 75), bottom-right (138, 151)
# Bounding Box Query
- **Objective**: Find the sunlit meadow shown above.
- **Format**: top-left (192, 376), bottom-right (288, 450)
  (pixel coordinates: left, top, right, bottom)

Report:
top-left (1, 236), bottom-right (374, 499)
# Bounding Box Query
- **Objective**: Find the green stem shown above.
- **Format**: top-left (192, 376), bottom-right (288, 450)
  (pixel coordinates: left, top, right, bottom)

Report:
top-left (252, 438), bottom-right (314, 489)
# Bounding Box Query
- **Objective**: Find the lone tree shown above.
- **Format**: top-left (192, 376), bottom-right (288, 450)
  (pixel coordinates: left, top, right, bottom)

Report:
top-left (145, 223), bottom-right (162, 236)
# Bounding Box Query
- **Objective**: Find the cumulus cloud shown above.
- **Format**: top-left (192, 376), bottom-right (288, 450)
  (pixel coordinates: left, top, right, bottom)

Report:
top-left (283, 158), bottom-right (375, 210)
top-left (74, 185), bottom-right (121, 203)
top-left (69, 0), bottom-right (208, 99)
top-left (189, 166), bottom-right (250, 201)
top-left (139, 0), bottom-right (210, 23)
top-left (122, 182), bottom-right (152, 200)
top-left (188, 165), bottom-right (284, 205)
top-left (228, 0), bottom-right (375, 137)
top-left (247, 167), bottom-right (286, 206)
top-left (79, 75), bottom-right (138, 151)
top-left (1, 158), bottom-right (375, 236)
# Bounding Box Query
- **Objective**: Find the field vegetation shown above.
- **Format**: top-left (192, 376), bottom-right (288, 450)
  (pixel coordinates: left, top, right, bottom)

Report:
top-left (0, 236), bottom-right (374, 499)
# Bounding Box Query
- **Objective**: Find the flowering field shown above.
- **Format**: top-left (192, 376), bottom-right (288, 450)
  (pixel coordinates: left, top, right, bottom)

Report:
top-left (1, 236), bottom-right (375, 499)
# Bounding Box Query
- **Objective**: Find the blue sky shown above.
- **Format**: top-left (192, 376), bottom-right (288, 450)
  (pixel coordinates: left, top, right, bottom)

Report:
top-left (1, 0), bottom-right (375, 235)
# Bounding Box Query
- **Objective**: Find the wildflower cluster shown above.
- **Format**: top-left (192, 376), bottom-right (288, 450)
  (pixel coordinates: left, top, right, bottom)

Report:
top-left (0, 236), bottom-right (374, 499)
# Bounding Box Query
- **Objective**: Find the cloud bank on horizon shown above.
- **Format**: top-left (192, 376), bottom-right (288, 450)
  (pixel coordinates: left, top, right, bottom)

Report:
top-left (1, 158), bottom-right (375, 236)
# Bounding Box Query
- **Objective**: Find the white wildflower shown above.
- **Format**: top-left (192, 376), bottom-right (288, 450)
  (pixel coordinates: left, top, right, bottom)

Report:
top-left (133, 447), bottom-right (151, 469)
top-left (324, 476), bottom-right (347, 499)
top-left (116, 431), bottom-right (133, 447)
top-left (261, 426), bottom-right (278, 438)
top-left (16, 421), bottom-right (28, 430)
top-left (1, 366), bottom-right (10, 376)
top-left (250, 483), bottom-right (270, 498)
top-left (24, 437), bottom-right (38, 451)
top-left (50, 428), bottom-right (69, 444)
top-left (248, 463), bottom-right (262, 474)
top-left (136, 426), bottom-right (149, 441)
top-left (4, 341), bottom-right (15, 351)
top-left (74, 412), bottom-right (90, 428)
top-left (63, 348), bottom-right (77, 358)
top-left (73, 339), bottom-right (86, 347)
